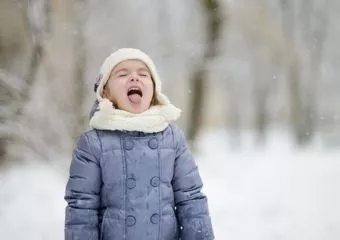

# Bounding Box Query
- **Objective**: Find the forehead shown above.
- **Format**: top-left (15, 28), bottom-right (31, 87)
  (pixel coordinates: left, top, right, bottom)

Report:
top-left (113, 59), bottom-right (149, 72)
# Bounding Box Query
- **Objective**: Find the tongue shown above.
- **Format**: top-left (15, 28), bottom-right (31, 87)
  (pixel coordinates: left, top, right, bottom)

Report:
top-left (128, 94), bottom-right (142, 104)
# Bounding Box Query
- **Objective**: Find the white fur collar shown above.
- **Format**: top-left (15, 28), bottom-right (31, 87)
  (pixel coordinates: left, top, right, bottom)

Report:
top-left (89, 98), bottom-right (181, 133)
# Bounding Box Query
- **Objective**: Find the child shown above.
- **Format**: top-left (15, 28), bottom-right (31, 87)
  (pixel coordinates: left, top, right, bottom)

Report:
top-left (64, 48), bottom-right (214, 240)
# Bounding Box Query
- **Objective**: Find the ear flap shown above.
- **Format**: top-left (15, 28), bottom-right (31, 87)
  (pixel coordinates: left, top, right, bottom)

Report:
top-left (89, 99), bottom-right (99, 119)
top-left (94, 73), bottom-right (103, 92)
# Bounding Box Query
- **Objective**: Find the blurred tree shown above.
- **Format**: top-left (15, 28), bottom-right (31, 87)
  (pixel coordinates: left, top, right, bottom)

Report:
top-left (280, 0), bottom-right (306, 146)
top-left (187, 0), bottom-right (224, 142)
top-left (20, 0), bottom-right (85, 158)
top-left (242, 1), bottom-right (283, 146)
top-left (0, 0), bottom-right (45, 164)
top-left (72, 0), bottom-right (88, 141)
top-left (225, 82), bottom-right (242, 149)
top-left (23, 0), bottom-right (50, 105)
top-left (0, 0), bottom-right (87, 165)
top-left (299, 0), bottom-right (330, 144)
top-left (280, 0), bottom-right (330, 146)
top-left (0, 70), bottom-right (24, 162)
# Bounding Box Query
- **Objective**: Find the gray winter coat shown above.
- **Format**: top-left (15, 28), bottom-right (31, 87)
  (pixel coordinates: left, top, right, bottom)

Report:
top-left (64, 124), bottom-right (214, 240)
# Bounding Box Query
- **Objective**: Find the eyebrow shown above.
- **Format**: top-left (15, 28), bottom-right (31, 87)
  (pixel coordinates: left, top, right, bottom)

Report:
top-left (114, 68), bottom-right (129, 75)
top-left (138, 67), bottom-right (149, 72)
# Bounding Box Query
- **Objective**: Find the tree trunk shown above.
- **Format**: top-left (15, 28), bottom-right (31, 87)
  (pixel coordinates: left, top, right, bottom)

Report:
top-left (187, 0), bottom-right (224, 142)
top-left (288, 59), bottom-right (307, 145)
top-left (0, 0), bottom-right (39, 165)
top-left (280, 0), bottom-right (329, 146)
top-left (280, 0), bottom-right (305, 146)
top-left (72, 0), bottom-right (87, 140)
top-left (300, 0), bottom-right (330, 144)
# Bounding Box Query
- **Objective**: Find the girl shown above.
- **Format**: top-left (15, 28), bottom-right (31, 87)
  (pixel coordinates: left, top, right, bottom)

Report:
top-left (64, 48), bottom-right (214, 240)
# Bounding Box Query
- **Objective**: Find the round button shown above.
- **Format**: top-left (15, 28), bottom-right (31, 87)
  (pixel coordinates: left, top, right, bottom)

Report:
top-left (150, 213), bottom-right (160, 224)
top-left (124, 140), bottom-right (134, 150)
top-left (150, 176), bottom-right (160, 187)
top-left (126, 215), bottom-right (136, 226)
top-left (127, 178), bottom-right (136, 189)
top-left (148, 138), bottom-right (158, 149)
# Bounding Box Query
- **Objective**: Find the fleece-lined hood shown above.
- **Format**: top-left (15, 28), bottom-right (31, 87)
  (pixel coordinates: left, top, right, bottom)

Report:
top-left (89, 48), bottom-right (181, 133)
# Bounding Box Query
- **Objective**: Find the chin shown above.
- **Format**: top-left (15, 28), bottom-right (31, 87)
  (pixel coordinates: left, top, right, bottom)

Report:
top-left (118, 99), bottom-right (152, 113)
top-left (129, 106), bottom-right (149, 114)
top-left (118, 104), bottom-right (145, 114)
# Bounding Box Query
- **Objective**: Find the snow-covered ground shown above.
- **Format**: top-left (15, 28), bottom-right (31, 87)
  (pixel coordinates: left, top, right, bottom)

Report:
top-left (196, 130), bottom-right (340, 240)
top-left (0, 129), bottom-right (340, 240)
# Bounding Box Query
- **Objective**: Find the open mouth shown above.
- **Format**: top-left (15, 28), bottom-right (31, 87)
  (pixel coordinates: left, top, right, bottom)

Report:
top-left (127, 87), bottom-right (143, 104)
top-left (127, 87), bottom-right (143, 97)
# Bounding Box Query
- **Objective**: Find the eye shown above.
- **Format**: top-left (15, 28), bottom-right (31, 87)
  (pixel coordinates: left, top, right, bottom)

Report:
top-left (139, 72), bottom-right (149, 77)
top-left (118, 73), bottom-right (127, 77)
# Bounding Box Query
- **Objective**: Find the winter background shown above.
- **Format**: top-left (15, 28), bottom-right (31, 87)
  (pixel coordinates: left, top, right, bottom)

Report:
top-left (1, 0), bottom-right (340, 239)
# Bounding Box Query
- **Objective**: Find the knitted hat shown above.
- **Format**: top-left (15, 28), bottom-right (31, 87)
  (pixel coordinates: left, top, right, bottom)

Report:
top-left (94, 48), bottom-right (170, 105)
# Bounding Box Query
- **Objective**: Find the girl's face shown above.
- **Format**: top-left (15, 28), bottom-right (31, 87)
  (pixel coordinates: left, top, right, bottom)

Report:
top-left (103, 59), bottom-right (154, 113)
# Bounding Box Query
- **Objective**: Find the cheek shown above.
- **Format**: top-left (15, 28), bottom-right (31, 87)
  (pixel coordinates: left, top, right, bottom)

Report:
top-left (144, 78), bottom-right (154, 97)
top-left (107, 79), bottom-right (125, 94)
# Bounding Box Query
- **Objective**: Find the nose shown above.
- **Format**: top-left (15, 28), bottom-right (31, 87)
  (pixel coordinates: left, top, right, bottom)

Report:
top-left (129, 74), bottom-right (139, 82)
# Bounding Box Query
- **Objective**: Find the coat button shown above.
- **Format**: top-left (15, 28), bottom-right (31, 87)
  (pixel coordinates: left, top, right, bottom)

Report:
top-left (148, 138), bottom-right (158, 149)
top-left (124, 140), bottom-right (134, 150)
top-left (126, 215), bottom-right (136, 226)
top-left (150, 213), bottom-right (160, 224)
top-left (126, 178), bottom-right (136, 189)
top-left (150, 176), bottom-right (160, 187)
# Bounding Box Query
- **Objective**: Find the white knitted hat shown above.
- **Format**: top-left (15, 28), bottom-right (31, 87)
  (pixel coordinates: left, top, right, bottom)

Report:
top-left (95, 48), bottom-right (170, 105)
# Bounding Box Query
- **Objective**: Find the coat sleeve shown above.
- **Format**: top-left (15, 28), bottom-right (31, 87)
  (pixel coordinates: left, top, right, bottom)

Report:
top-left (172, 127), bottom-right (214, 240)
top-left (64, 131), bottom-right (102, 240)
